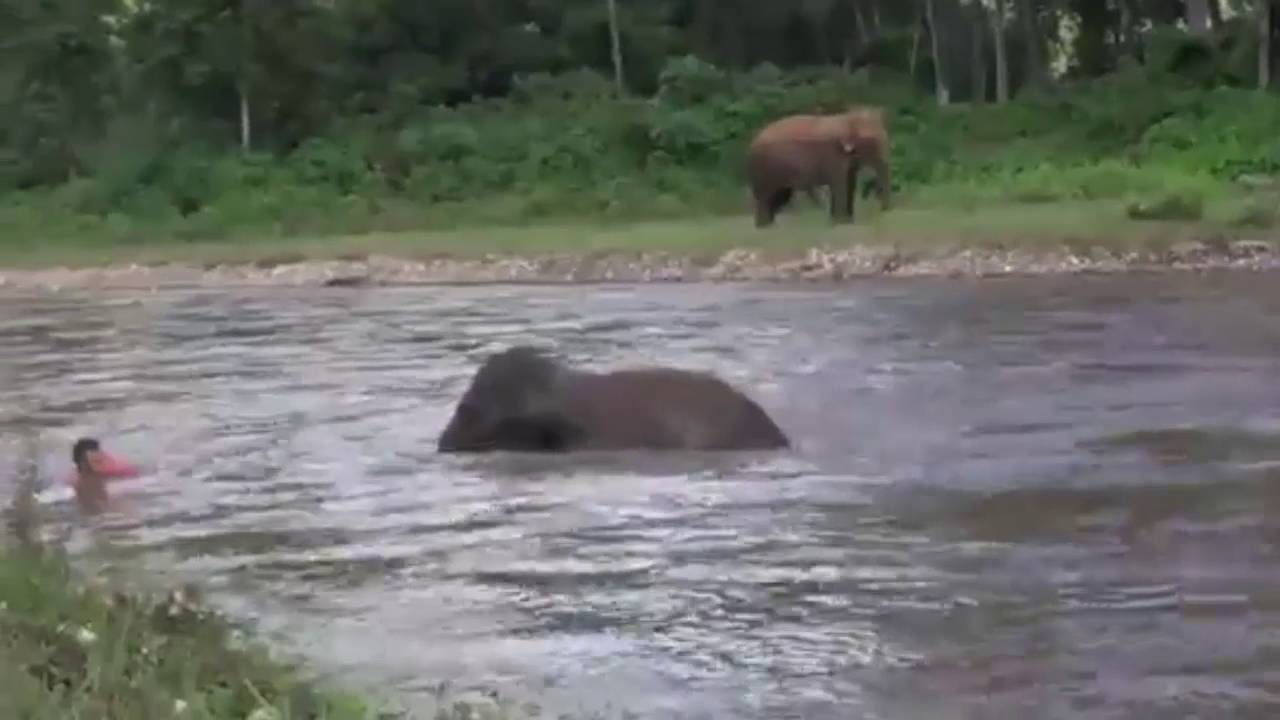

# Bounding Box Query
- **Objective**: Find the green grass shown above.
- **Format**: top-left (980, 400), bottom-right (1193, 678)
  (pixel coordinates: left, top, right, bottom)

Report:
top-left (0, 542), bottom-right (402, 720)
top-left (2, 180), bottom-right (1274, 271)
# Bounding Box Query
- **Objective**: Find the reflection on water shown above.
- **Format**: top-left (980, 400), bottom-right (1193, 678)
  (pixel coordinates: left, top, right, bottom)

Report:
top-left (3, 272), bottom-right (1280, 718)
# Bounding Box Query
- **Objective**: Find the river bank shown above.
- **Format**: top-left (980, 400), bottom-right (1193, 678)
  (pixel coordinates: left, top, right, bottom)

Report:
top-left (0, 479), bottom-right (531, 719)
top-left (1, 236), bottom-right (1276, 291)
top-left (0, 542), bottom-right (408, 718)
top-left (2, 202), bottom-right (1279, 290)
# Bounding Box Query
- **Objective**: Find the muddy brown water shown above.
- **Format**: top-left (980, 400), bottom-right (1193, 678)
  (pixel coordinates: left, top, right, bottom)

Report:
top-left (4, 272), bottom-right (1280, 719)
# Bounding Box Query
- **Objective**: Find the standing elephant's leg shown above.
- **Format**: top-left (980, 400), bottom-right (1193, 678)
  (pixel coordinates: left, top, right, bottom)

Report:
top-left (825, 160), bottom-right (851, 223)
top-left (870, 151), bottom-right (892, 210)
top-left (827, 164), bottom-right (854, 224)
top-left (845, 161), bottom-right (860, 222)
top-left (771, 187), bottom-right (794, 217)
top-left (747, 188), bottom-right (768, 226)
top-left (754, 185), bottom-right (794, 227)
top-left (752, 186), bottom-right (774, 228)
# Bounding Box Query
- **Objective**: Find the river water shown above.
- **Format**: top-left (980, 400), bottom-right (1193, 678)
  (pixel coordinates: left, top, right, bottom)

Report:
top-left (4, 272), bottom-right (1280, 719)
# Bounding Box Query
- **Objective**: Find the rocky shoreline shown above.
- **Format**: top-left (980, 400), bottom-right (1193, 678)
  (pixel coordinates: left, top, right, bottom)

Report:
top-left (1, 239), bottom-right (1277, 291)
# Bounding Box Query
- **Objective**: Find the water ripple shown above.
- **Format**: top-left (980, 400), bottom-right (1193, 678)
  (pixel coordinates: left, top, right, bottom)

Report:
top-left (4, 275), bottom-right (1280, 719)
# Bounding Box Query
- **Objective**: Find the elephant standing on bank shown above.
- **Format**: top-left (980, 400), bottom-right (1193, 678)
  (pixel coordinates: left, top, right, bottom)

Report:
top-left (745, 106), bottom-right (892, 228)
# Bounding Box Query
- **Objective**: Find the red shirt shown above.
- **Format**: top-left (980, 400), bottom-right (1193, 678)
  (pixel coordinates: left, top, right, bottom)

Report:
top-left (67, 452), bottom-right (142, 486)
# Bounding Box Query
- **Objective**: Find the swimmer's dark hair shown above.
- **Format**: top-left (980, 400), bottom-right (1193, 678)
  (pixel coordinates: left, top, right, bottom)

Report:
top-left (72, 437), bottom-right (100, 470)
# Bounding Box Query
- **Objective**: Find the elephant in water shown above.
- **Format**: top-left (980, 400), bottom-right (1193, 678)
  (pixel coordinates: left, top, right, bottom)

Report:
top-left (436, 346), bottom-right (791, 453)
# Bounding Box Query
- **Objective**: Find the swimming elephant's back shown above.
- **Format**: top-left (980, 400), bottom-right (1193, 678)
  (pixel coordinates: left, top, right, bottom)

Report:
top-left (565, 368), bottom-right (789, 450)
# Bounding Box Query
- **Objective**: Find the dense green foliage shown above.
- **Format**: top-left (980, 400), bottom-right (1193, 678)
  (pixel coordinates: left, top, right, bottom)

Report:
top-left (2, 0), bottom-right (1279, 248)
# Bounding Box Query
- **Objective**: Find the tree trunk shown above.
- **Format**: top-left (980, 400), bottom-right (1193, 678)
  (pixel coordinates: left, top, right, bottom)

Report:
top-left (910, 6), bottom-right (923, 79)
top-left (605, 0), bottom-right (625, 94)
top-left (925, 0), bottom-right (949, 105)
top-left (971, 4), bottom-right (987, 104)
top-left (1208, 0), bottom-right (1223, 31)
top-left (239, 0), bottom-right (252, 151)
top-left (811, 10), bottom-right (831, 65)
top-left (1116, 0), bottom-right (1136, 60)
top-left (853, 0), bottom-right (869, 44)
top-left (1017, 0), bottom-right (1045, 87)
top-left (239, 83), bottom-right (251, 151)
top-left (1185, 0), bottom-right (1212, 35)
top-left (1262, 0), bottom-right (1273, 91)
top-left (992, 0), bottom-right (1009, 102)
top-left (1074, 0), bottom-right (1111, 76)
top-left (841, 9), bottom-right (852, 69)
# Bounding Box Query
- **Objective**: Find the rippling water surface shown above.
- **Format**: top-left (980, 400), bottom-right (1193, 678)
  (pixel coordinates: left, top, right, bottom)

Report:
top-left (5, 272), bottom-right (1280, 719)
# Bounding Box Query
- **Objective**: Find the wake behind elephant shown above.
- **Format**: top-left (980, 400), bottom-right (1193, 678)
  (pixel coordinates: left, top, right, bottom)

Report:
top-left (746, 105), bottom-right (892, 228)
top-left (436, 346), bottom-right (791, 453)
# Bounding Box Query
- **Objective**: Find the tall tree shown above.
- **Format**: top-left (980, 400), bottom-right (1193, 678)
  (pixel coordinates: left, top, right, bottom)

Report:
top-left (971, 1), bottom-right (989, 102)
top-left (1262, 0), bottom-right (1274, 90)
top-left (1072, 0), bottom-right (1112, 77)
top-left (1, 0), bottom-right (122, 184)
top-left (605, 0), bottom-right (625, 94)
top-left (1115, 0), bottom-right (1138, 62)
top-left (1208, 0), bottom-right (1223, 29)
top-left (990, 0), bottom-right (1010, 102)
top-left (1016, 0), bottom-right (1048, 87)
top-left (1185, 0), bottom-right (1213, 34)
top-left (925, 0), bottom-right (950, 104)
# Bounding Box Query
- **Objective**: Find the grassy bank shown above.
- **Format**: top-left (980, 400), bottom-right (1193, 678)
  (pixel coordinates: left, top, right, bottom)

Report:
top-left (4, 62), bottom-right (1280, 269)
top-left (0, 543), bottom-right (399, 719)
top-left (2, 194), bottom-right (1276, 273)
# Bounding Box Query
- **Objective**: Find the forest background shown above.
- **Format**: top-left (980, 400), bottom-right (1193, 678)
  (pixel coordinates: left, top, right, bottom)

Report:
top-left (3, 0), bottom-right (1280, 261)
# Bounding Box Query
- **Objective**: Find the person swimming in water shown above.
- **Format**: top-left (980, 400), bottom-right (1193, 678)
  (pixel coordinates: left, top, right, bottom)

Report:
top-left (71, 437), bottom-right (141, 482)
top-left (68, 437), bottom-right (141, 510)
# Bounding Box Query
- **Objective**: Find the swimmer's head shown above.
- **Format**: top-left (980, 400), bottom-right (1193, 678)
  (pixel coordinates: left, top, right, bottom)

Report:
top-left (72, 437), bottom-right (101, 472)
top-left (70, 437), bottom-right (140, 483)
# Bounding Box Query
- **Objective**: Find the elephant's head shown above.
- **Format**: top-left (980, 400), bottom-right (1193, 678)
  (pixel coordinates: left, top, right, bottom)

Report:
top-left (831, 106), bottom-right (886, 154)
top-left (437, 346), bottom-right (584, 453)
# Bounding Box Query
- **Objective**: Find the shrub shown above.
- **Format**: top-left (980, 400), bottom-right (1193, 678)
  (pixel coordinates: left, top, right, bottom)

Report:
top-left (1228, 199), bottom-right (1278, 228)
top-left (1126, 190), bottom-right (1205, 221)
